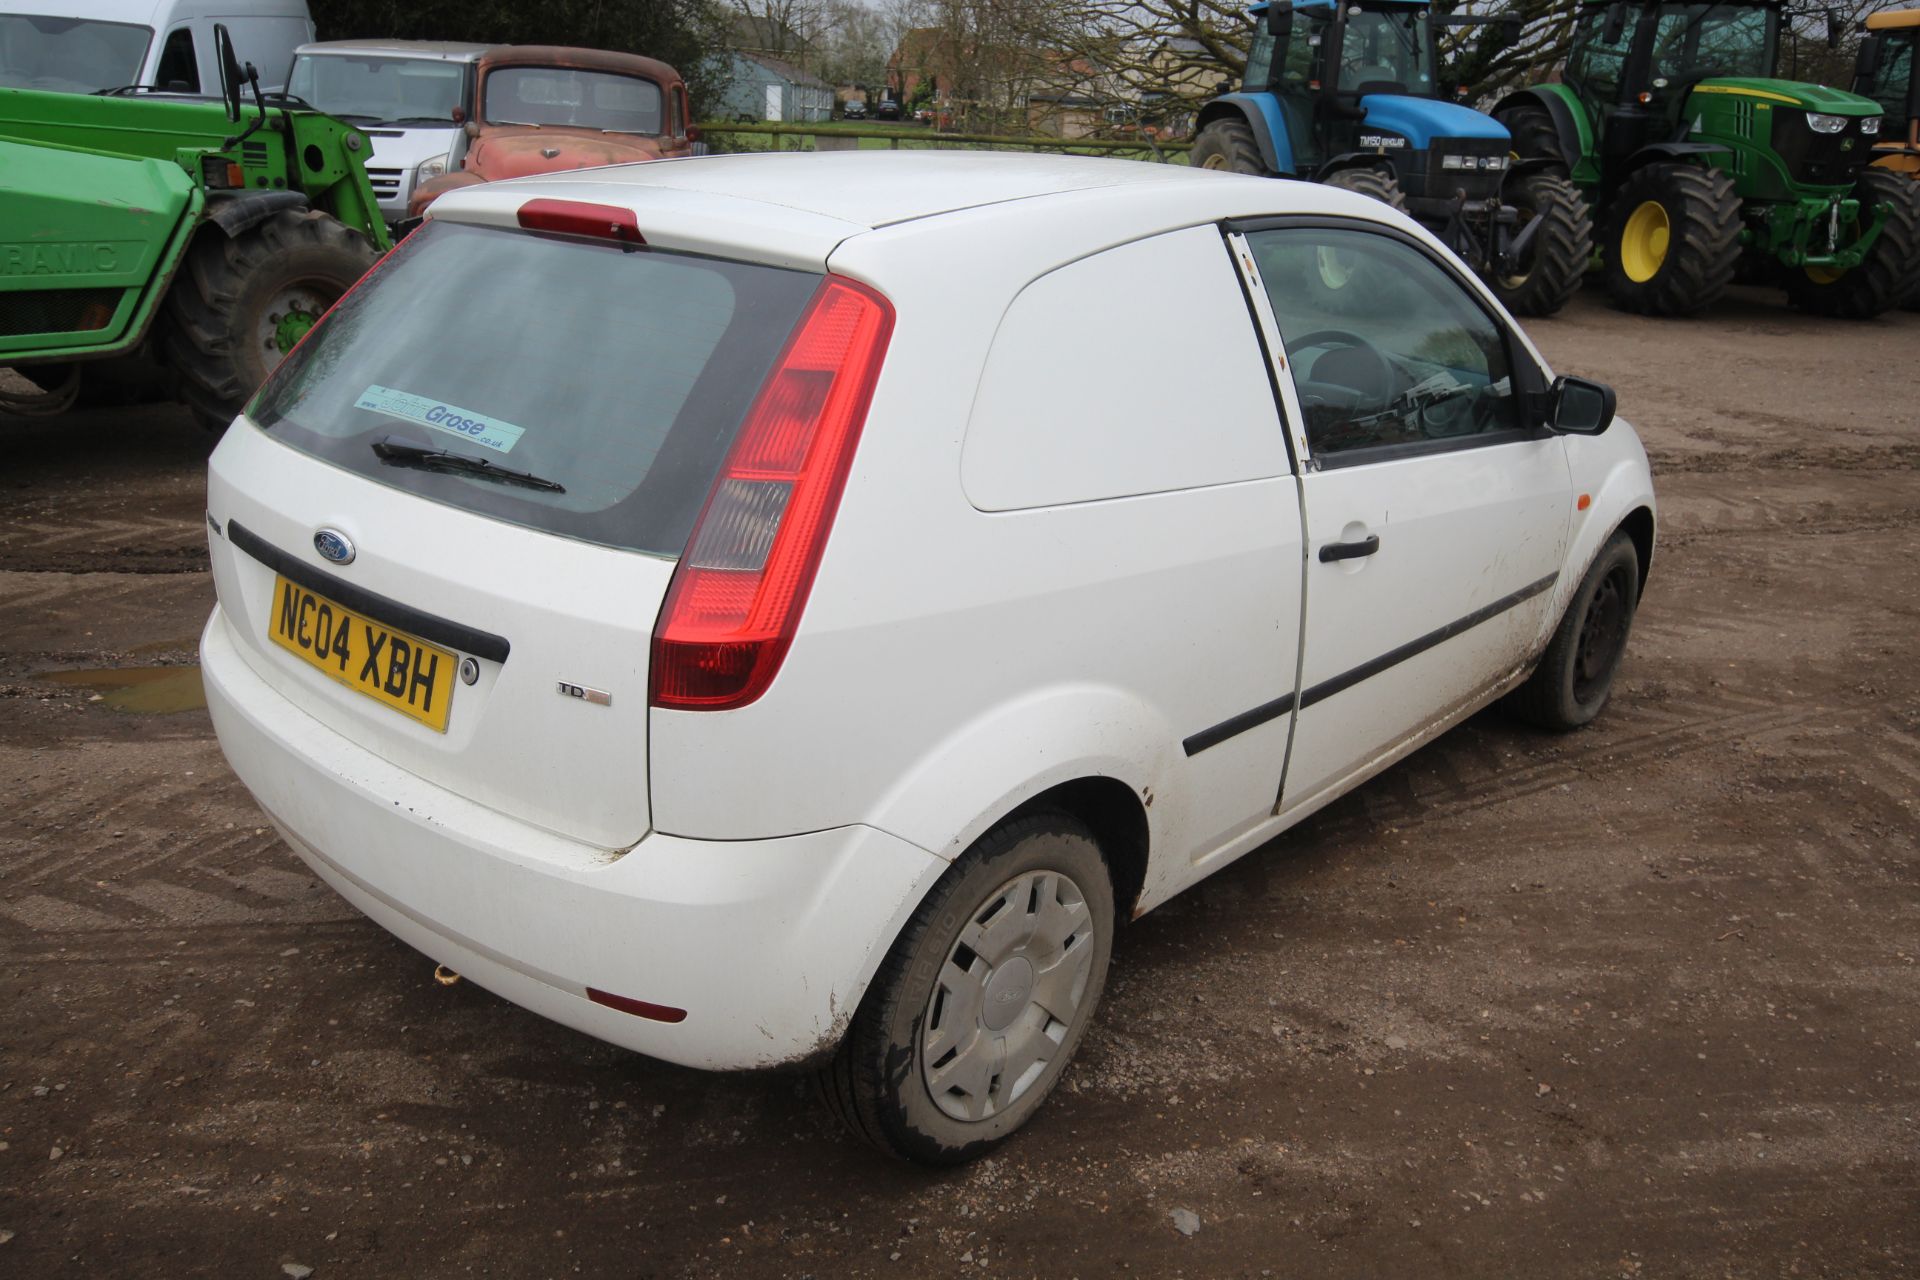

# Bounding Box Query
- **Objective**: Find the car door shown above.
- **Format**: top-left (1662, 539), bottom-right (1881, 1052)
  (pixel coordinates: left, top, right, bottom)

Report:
top-left (1230, 219), bottom-right (1573, 814)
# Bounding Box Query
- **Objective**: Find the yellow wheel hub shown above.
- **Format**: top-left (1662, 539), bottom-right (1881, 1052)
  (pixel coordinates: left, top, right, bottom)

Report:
top-left (1620, 200), bottom-right (1671, 283)
top-left (1200, 152), bottom-right (1230, 171)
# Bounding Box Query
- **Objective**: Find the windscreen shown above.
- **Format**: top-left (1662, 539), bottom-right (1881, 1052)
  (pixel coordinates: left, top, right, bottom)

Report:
top-left (484, 66), bottom-right (663, 133)
top-left (289, 54), bottom-right (466, 125)
top-left (1649, 4), bottom-right (1777, 83)
top-left (0, 15), bottom-right (151, 92)
top-left (1338, 9), bottom-right (1433, 93)
top-left (248, 220), bottom-right (821, 557)
top-left (1860, 35), bottom-right (1913, 119)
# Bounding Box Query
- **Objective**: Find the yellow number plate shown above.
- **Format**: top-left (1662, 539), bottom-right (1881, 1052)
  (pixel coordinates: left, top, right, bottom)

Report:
top-left (268, 576), bottom-right (457, 732)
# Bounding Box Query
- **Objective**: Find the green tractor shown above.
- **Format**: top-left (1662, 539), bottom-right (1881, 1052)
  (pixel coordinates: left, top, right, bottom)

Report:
top-left (0, 26), bottom-right (390, 427)
top-left (1494, 0), bottom-right (1920, 318)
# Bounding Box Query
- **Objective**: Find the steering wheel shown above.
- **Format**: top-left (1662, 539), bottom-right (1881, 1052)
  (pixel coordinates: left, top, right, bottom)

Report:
top-left (1286, 329), bottom-right (1397, 402)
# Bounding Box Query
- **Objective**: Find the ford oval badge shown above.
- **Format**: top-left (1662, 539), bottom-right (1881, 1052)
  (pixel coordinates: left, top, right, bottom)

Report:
top-left (314, 528), bottom-right (355, 565)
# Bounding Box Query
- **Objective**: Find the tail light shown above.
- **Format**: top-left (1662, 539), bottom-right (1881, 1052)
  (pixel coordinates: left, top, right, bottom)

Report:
top-left (650, 276), bottom-right (895, 710)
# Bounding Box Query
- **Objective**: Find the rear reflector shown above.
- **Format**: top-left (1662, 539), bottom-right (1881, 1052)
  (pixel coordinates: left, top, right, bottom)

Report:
top-left (516, 198), bottom-right (645, 244)
top-left (587, 988), bottom-right (688, 1023)
top-left (650, 276), bottom-right (895, 710)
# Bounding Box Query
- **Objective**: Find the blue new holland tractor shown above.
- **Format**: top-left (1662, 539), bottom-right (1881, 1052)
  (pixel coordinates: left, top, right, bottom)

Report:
top-left (1194, 0), bottom-right (1594, 316)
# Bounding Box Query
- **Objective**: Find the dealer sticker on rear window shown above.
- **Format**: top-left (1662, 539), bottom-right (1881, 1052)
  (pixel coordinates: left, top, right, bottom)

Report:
top-left (354, 384), bottom-right (526, 454)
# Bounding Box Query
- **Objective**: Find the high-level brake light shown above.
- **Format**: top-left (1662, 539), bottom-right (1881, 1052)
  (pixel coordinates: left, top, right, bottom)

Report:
top-left (516, 198), bottom-right (645, 244)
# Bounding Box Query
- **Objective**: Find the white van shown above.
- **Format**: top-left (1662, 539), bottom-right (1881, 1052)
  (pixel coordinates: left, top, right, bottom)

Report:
top-left (287, 40), bottom-right (492, 224)
top-left (0, 0), bottom-right (311, 95)
top-left (202, 152), bottom-right (1656, 1165)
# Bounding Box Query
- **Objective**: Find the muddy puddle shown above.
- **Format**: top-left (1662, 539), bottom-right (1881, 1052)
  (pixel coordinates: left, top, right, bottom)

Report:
top-left (40, 665), bottom-right (206, 713)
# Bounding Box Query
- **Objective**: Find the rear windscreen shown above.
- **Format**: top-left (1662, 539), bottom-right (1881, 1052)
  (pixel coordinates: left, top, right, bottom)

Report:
top-left (249, 220), bottom-right (820, 557)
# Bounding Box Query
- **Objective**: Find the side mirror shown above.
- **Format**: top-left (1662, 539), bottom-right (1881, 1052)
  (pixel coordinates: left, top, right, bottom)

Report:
top-left (1856, 33), bottom-right (1883, 83)
top-left (1549, 375), bottom-right (1616, 435)
top-left (1827, 10), bottom-right (1842, 49)
top-left (215, 23), bottom-right (243, 122)
top-left (1602, 1), bottom-right (1627, 45)
top-left (1266, 1), bottom-right (1295, 36)
top-left (685, 123), bottom-right (702, 144)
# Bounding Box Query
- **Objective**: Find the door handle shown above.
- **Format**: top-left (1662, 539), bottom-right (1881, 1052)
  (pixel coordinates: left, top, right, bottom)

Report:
top-left (1318, 534), bottom-right (1380, 563)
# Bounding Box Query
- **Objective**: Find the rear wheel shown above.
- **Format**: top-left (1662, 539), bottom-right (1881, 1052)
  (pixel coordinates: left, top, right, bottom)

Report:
top-left (1602, 163), bottom-right (1741, 316)
top-left (1322, 164), bottom-right (1408, 211)
top-left (818, 812), bottom-right (1115, 1165)
top-left (1780, 169), bottom-right (1920, 319)
top-left (161, 210), bottom-right (378, 430)
top-left (1490, 172), bottom-right (1592, 316)
top-left (1190, 117), bottom-right (1273, 176)
top-left (1507, 533), bottom-right (1640, 730)
top-left (1495, 103), bottom-right (1567, 168)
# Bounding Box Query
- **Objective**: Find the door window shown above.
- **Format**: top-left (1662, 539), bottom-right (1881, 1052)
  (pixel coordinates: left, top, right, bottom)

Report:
top-left (155, 27), bottom-right (198, 92)
top-left (1246, 227), bottom-right (1523, 462)
top-left (1566, 5), bottom-right (1640, 106)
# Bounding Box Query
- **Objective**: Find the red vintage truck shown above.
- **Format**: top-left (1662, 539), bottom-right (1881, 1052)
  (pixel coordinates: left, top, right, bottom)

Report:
top-left (408, 46), bottom-right (695, 219)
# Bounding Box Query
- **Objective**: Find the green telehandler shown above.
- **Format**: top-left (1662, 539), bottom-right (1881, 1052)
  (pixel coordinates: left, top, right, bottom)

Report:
top-left (1494, 0), bottom-right (1920, 318)
top-left (0, 25), bottom-right (390, 428)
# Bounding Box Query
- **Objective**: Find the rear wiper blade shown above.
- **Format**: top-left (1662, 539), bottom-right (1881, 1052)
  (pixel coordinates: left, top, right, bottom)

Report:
top-left (371, 439), bottom-right (565, 492)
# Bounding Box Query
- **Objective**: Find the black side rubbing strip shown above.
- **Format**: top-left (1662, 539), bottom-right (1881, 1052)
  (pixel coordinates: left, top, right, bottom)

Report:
top-left (1298, 572), bottom-right (1557, 711)
top-left (1183, 691), bottom-right (1298, 757)
top-left (226, 519), bottom-right (511, 663)
top-left (1182, 571), bottom-right (1558, 757)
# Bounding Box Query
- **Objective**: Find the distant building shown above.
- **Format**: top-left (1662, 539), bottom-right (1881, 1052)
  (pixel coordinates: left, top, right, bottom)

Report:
top-left (715, 51), bottom-right (836, 123)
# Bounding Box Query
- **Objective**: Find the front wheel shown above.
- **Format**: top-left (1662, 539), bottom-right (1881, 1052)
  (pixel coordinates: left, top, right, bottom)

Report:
top-left (1506, 533), bottom-right (1641, 731)
top-left (818, 813), bottom-right (1115, 1165)
top-left (1780, 169), bottom-right (1920, 319)
top-left (161, 210), bottom-right (378, 430)
top-left (1489, 172), bottom-right (1593, 317)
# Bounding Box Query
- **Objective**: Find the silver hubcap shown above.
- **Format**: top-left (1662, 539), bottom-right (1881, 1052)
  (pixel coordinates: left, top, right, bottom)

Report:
top-left (920, 869), bottom-right (1096, 1123)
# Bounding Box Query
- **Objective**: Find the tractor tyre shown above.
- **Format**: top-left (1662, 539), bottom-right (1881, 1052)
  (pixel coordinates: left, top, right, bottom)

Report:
top-left (160, 210), bottom-right (378, 431)
top-left (1322, 165), bottom-right (1408, 212)
top-left (1489, 172), bottom-right (1592, 317)
top-left (1780, 169), bottom-right (1920, 320)
top-left (1495, 104), bottom-right (1566, 169)
top-left (1602, 163), bottom-right (1741, 317)
top-left (1190, 117), bottom-right (1273, 175)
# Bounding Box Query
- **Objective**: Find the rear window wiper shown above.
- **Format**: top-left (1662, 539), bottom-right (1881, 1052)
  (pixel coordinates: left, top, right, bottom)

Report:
top-left (371, 439), bottom-right (565, 493)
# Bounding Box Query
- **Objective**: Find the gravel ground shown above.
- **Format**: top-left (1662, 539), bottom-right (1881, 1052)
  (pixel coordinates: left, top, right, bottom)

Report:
top-left (1, 287), bottom-right (1916, 1278)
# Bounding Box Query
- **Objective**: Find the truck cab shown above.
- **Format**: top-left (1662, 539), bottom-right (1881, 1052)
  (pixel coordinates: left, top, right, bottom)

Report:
top-left (0, 0), bottom-right (311, 96)
top-left (288, 40), bottom-right (491, 225)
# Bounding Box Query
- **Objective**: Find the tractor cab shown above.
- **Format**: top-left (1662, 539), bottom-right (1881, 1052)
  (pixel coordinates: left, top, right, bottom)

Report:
top-left (1856, 8), bottom-right (1919, 171)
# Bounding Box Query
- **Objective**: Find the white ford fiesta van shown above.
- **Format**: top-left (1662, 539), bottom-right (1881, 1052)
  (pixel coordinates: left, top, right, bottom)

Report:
top-left (202, 152), bottom-right (1655, 1164)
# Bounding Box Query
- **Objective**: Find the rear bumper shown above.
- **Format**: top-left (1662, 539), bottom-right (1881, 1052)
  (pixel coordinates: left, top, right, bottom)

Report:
top-left (201, 604), bottom-right (945, 1070)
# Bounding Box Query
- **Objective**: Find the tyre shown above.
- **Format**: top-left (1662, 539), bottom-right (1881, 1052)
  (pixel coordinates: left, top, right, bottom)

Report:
top-left (160, 210), bottom-right (378, 431)
top-left (1190, 117), bottom-right (1273, 176)
top-left (1322, 164), bottom-right (1408, 211)
top-left (818, 812), bottom-right (1115, 1165)
top-left (1495, 103), bottom-right (1568, 167)
top-left (1602, 163), bottom-right (1741, 316)
top-left (1507, 533), bottom-right (1640, 731)
top-left (1489, 172), bottom-right (1593, 317)
top-left (1780, 168), bottom-right (1920, 319)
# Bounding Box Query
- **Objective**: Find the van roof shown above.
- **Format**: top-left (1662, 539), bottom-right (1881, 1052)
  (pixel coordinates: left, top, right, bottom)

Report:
top-left (442, 150), bottom-right (1213, 232)
top-left (428, 150), bottom-right (1407, 275)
